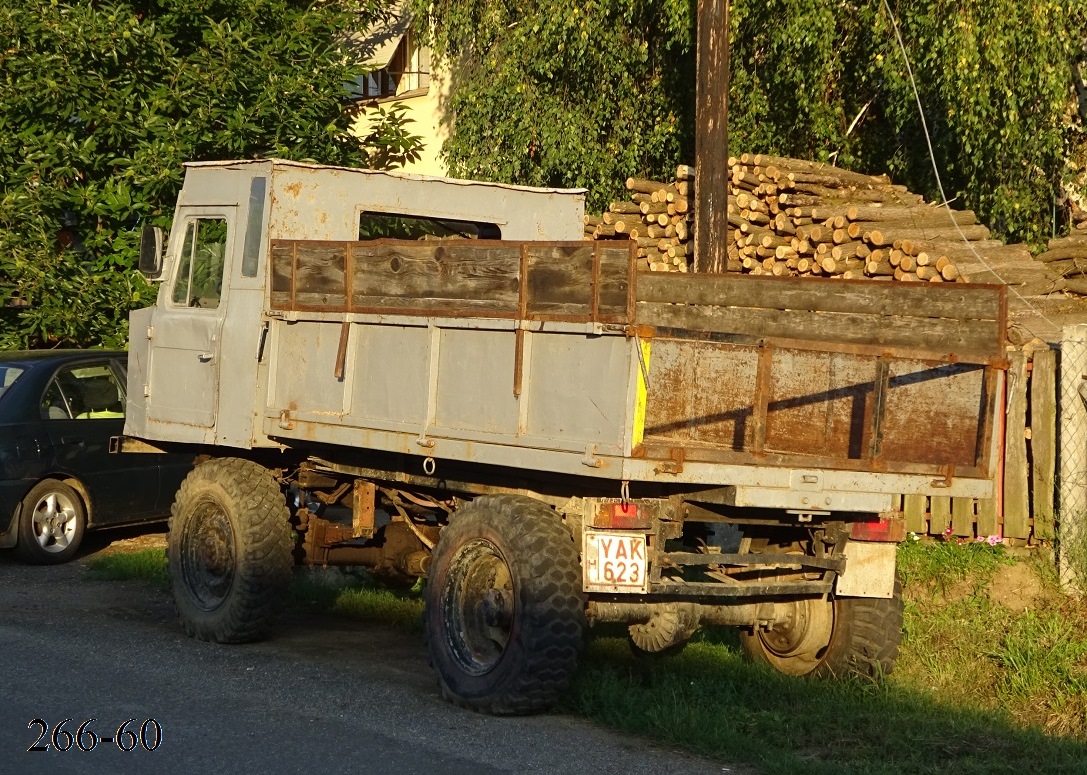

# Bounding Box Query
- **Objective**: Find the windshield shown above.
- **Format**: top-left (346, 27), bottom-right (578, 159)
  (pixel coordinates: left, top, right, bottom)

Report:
top-left (0, 364), bottom-right (26, 404)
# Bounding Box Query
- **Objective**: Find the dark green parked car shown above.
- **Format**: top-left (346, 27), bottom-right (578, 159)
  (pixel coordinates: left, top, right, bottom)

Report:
top-left (0, 350), bottom-right (192, 563)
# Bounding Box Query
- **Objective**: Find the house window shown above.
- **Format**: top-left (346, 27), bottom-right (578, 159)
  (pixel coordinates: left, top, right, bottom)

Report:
top-left (358, 30), bottom-right (431, 99)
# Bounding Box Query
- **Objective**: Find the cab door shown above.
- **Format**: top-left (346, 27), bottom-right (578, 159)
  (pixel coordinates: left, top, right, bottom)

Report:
top-left (146, 207), bottom-right (236, 433)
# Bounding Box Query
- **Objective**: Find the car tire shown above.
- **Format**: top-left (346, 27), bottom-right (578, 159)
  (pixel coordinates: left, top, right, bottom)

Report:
top-left (168, 458), bottom-right (293, 643)
top-left (16, 480), bottom-right (86, 565)
top-left (424, 495), bottom-right (586, 715)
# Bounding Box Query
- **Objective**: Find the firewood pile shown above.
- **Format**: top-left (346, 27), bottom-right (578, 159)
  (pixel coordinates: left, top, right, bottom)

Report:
top-left (584, 165), bottom-right (695, 272)
top-left (1036, 209), bottom-right (1087, 294)
top-left (585, 153), bottom-right (1026, 283)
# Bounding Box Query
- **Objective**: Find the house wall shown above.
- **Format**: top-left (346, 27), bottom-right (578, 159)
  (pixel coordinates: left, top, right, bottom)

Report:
top-left (352, 56), bottom-right (451, 177)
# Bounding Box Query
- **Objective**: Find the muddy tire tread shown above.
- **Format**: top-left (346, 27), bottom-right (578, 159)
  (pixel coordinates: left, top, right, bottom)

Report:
top-left (425, 494), bottom-right (585, 715)
top-left (168, 458), bottom-right (292, 644)
top-left (829, 577), bottom-right (904, 678)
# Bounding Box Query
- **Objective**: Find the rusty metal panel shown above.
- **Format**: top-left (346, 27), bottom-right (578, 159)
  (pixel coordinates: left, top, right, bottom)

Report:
top-left (763, 350), bottom-right (874, 460)
top-left (641, 338), bottom-right (695, 443)
top-left (642, 339), bottom-right (759, 450)
top-left (878, 360), bottom-right (986, 469)
top-left (639, 333), bottom-right (991, 477)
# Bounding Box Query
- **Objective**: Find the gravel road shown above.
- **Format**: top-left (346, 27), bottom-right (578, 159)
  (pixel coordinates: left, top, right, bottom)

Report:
top-left (0, 533), bottom-right (743, 775)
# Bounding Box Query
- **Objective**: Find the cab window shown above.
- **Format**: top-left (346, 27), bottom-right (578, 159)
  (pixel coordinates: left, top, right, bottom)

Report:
top-left (172, 217), bottom-right (228, 308)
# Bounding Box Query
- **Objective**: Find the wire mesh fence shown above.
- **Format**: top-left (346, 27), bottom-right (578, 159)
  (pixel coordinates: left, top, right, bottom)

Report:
top-left (1058, 325), bottom-right (1087, 593)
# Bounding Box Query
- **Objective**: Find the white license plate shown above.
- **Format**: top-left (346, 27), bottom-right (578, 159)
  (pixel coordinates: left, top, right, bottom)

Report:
top-left (583, 530), bottom-right (648, 593)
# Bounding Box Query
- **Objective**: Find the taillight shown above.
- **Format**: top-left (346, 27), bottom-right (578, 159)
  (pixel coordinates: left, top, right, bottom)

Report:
top-left (850, 515), bottom-right (907, 542)
top-left (592, 502), bottom-right (652, 529)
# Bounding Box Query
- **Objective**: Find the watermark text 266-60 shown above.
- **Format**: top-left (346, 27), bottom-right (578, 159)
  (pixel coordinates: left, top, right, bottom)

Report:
top-left (27, 718), bottom-right (161, 752)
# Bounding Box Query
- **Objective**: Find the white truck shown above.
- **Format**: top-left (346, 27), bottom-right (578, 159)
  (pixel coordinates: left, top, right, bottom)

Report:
top-left (122, 158), bottom-right (1006, 713)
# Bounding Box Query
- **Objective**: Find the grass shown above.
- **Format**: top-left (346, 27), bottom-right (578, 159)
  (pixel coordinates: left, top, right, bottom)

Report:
top-left (87, 541), bottom-right (1087, 774)
top-left (290, 573), bottom-right (425, 632)
top-left (562, 539), bottom-right (1087, 774)
top-left (87, 548), bottom-right (426, 629)
top-left (892, 540), bottom-right (1087, 743)
top-left (1061, 518), bottom-right (1087, 596)
top-left (565, 638), bottom-right (1087, 775)
top-left (86, 547), bottom-right (169, 587)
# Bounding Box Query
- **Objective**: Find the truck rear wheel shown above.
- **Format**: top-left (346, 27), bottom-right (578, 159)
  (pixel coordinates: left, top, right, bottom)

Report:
top-left (168, 458), bottom-right (293, 643)
top-left (424, 495), bottom-right (585, 714)
top-left (740, 578), bottom-right (904, 678)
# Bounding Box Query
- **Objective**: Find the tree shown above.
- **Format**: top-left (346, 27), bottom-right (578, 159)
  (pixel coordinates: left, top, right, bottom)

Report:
top-left (0, 0), bottom-right (422, 349)
top-left (415, 0), bottom-right (1084, 244)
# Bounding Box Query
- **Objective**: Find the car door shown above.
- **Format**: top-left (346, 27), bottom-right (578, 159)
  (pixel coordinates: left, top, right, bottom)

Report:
top-left (41, 359), bottom-right (162, 525)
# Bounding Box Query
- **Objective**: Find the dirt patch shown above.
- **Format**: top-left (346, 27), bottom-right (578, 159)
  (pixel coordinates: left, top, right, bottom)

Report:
top-left (905, 551), bottom-right (1061, 613)
top-left (82, 524), bottom-right (168, 557)
top-left (905, 576), bottom-right (984, 606)
top-left (986, 561), bottom-right (1056, 613)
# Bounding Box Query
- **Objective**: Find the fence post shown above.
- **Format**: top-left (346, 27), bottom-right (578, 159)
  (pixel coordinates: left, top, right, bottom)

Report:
top-left (1003, 350), bottom-right (1030, 540)
top-left (1058, 325), bottom-right (1087, 592)
top-left (1031, 347), bottom-right (1057, 541)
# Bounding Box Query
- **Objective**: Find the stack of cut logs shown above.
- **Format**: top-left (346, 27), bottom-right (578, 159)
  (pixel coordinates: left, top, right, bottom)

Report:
top-left (1036, 209), bottom-right (1087, 294)
top-left (583, 165), bottom-right (695, 272)
top-left (586, 154), bottom-right (1004, 282)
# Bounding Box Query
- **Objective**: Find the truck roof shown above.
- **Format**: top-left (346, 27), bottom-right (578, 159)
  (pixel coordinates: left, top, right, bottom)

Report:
top-left (181, 158), bottom-right (588, 197)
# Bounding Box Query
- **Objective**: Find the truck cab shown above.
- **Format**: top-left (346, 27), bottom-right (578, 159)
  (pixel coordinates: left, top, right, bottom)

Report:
top-left (127, 159), bottom-right (586, 448)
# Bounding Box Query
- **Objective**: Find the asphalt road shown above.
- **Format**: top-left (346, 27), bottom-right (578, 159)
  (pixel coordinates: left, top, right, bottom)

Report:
top-left (0, 533), bottom-right (739, 775)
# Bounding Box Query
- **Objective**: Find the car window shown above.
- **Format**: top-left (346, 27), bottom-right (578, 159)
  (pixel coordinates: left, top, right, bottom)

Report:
top-left (41, 363), bottom-right (126, 420)
top-left (0, 364), bottom-right (25, 403)
top-left (171, 217), bottom-right (228, 309)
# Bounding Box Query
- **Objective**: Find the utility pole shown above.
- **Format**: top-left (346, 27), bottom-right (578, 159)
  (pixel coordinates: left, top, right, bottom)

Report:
top-left (693, 0), bottom-right (729, 273)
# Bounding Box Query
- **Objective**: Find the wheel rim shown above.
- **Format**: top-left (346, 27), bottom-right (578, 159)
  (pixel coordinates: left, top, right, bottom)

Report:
top-left (30, 491), bottom-right (79, 553)
top-left (754, 597), bottom-right (836, 675)
top-left (441, 539), bottom-right (515, 676)
top-left (180, 498), bottom-right (236, 611)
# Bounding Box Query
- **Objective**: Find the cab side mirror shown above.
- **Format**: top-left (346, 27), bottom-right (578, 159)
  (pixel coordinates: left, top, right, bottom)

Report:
top-left (138, 224), bottom-right (164, 279)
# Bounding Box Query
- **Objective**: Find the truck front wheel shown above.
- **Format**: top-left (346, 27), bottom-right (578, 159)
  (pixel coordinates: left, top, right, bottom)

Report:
top-left (424, 495), bottom-right (586, 714)
top-left (739, 578), bottom-right (904, 678)
top-left (168, 458), bottom-right (293, 643)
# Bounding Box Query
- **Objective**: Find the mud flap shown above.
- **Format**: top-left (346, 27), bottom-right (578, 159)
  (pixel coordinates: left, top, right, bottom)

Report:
top-left (835, 541), bottom-right (897, 599)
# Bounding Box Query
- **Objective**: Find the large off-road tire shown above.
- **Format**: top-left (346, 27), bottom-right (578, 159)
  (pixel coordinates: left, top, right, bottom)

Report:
top-left (740, 577), bottom-right (904, 678)
top-left (16, 480), bottom-right (86, 565)
top-left (167, 458), bottom-right (293, 643)
top-left (424, 495), bottom-right (586, 715)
